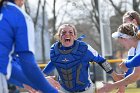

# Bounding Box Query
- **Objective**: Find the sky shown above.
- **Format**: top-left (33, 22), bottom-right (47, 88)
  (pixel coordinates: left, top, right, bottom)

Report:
top-left (29, 0), bottom-right (133, 19)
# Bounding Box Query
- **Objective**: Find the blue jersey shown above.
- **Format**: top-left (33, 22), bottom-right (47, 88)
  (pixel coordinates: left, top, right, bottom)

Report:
top-left (0, 2), bottom-right (58, 93)
top-left (0, 2), bottom-right (34, 75)
top-left (125, 26), bottom-right (140, 77)
top-left (43, 40), bottom-right (108, 92)
top-left (125, 47), bottom-right (135, 77)
top-left (125, 41), bottom-right (140, 68)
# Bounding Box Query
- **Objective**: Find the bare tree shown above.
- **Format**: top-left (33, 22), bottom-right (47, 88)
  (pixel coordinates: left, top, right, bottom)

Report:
top-left (51, 0), bottom-right (56, 43)
top-left (46, 0), bottom-right (71, 44)
top-left (24, 0), bottom-right (50, 63)
top-left (132, 0), bottom-right (140, 12)
top-left (109, 0), bottom-right (140, 15)
top-left (41, 0), bottom-right (46, 63)
top-left (24, 0), bottom-right (30, 15)
top-left (34, 0), bottom-right (41, 26)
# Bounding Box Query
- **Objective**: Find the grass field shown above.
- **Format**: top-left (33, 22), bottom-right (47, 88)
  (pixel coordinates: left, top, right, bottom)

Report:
top-left (112, 88), bottom-right (140, 93)
top-left (96, 81), bottom-right (140, 93)
top-left (112, 83), bottom-right (140, 93)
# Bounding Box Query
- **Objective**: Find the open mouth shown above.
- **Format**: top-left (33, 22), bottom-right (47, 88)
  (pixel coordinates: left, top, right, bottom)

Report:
top-left (65, 38), bottom-right (71, 42)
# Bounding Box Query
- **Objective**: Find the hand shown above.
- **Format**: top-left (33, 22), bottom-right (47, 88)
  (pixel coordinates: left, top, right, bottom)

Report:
top-left (23, 84), bottom-right (40, 93)
top-left (119, 62), bottom-right (128, 72)
top-left (116, 86), bottom-right (125, 93)
top-left (97, 82), bottom-right (115, 93)
top-left (46, 76), bottom-right (61, 89)
top-left (111, 71), bottom-right (124, 82)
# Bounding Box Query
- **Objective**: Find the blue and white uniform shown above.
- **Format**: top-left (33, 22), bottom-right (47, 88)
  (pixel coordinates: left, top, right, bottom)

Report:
top-left (125, 26), bottom-right (140, 77)
top-left (125, 41), bottom-right (140, 68)
top-left (0, 1), bottom-right (58, 93)
top-left (43, 40), bottom-right (113, 93)
top-left (124, 47), bottom-right (135, 77)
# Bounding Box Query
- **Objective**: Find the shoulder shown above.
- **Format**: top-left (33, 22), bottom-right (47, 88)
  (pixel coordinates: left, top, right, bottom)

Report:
top-left (87, 44), bottom-right (99, 56)
top-left (50, 42), bottom-right (59, 49)
top-left (75, 40), bottom-right (88, 51)
top-left (76, 40), bottom-right (87, 45)
top-left (77, 40), bottom-right (87, 47)
top-left (78, 41), bottom-right (94, 51)
top-left (50, 42), bottom-right (59, 53)
top-left (2, 2), bottom-right (30, 22)
top-left (76, 40), bottom-right (99, 57)
top-left (2, 2), bottom-right (22, 16)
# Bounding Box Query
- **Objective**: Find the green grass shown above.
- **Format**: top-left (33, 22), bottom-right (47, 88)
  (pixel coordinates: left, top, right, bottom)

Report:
top-left (111, 83), bottom-right (140, 93)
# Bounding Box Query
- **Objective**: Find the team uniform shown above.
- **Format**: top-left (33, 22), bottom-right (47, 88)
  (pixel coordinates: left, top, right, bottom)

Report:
top-left (125, 26), bottom-right (140, 77)
top-left (0, 1), bottom-right (58, 93)
top-left (125, 40), bottom-right (140, 68)
top-left (43, 40), bottom-right (113, 93)
top-left (124, 47), bottom-right (135, 77)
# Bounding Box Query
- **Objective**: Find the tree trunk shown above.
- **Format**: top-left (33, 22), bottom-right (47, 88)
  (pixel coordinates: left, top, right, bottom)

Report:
top-left (51, 0), bottom-right (56, 44)
top-left (41, 0), bottom-right (46, 63)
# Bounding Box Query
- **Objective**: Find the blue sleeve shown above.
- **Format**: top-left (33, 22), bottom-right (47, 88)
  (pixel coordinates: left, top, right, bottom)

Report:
top-left (42, 61), bottom-right (55, 75)
top-left (87, 45), bottom-right (106, 63)
top-left (127, 56), bottom-right (134, 60)
top-left (125, 53), bottom-right (140, 68)
top-left (10, 59), bottom-right (38, 90)
top-left (8, 78), bottom-right (24, 88)
top-left (125, 56), bottom-right (134, 77)
top-left (125, 68), bottom-right (134, 77)
top-left (18, 51), bottom-right (58, 93)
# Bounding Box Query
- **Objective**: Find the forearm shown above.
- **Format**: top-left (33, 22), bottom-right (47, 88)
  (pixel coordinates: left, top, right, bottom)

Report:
top-left (42, 61), bottom-right (55, 75)
top-left (18, 51), bottom-right (58, 93)
top-left (114, 67), bottom-right (140, 87)
top-left (11, 61), bottom-right (37, 89)
top-left (111, 71), bottom-right (118, 80)
top-left (98, 60), bottom-right (113, 74)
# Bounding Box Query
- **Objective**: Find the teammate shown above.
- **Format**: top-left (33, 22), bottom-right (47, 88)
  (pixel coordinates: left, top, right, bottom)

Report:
top-left (122, 10), bottom-right (140, 77)
top-left (97, 23), bottom-right (140, 93)
top-left (116, 10), bottom-right (140, 93)
top-left (0, 0), bottom-right (59, 92)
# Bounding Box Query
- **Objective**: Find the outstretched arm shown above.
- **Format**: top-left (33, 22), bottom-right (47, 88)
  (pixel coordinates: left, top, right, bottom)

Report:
top-left (18, 51), bottom-right (58, 93)
top-left (10, 60), bottom-right (38, 89)
top-left (87, 44), bottom-right (123, 81)
top-left (97, 67), bottom-right (140, 93)
top-left (42, 61), bottom-right (55, 75)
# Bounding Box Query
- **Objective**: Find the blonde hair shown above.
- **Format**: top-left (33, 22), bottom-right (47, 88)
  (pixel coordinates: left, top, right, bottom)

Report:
top-left (123, 11), bottom-right (140, 25)
top-left (54, 24), bottom-right (77, 40)
top-left (117, 23), bottom-right (140, 40)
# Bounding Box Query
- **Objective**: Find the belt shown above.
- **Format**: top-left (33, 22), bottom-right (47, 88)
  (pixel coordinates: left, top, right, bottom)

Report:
top-left (75, 83), bottom-right (91, 92)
